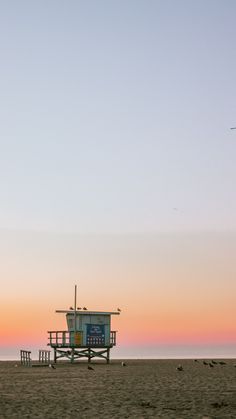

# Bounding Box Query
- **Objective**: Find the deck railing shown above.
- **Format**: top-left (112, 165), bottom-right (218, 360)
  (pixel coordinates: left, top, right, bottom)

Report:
top-left (110, 331), bottom-right (116, 346)
top-left (20, 350), bottom-right (31, 366)
top-left (48, 331), bottom-right (75, 347)
top-left (48, 330), bottom-right (117, 347)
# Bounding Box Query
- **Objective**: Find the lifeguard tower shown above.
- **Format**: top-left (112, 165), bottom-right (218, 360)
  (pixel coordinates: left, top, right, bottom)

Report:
top-left (48, 286), bottom-right (120, 363)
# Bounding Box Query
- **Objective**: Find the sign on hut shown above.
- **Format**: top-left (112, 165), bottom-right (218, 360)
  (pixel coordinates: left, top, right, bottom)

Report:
top-left (48, 286), bottom-right (120, 363)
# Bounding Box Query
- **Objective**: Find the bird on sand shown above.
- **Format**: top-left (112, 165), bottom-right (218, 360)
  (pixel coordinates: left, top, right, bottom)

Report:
top-left (176, 364), bottom-right (183, 371)
top-left (121, 362), bottom-right (126, 367)
top-left (69, 306), bottom-right (74, 310)
top-left (209, 363), bottom-right (214, 368)
top-left (117, 308), bottom-right (121, 312)
top-left (211, 360), bottom-right (217, 365)
top-left (77, 307), bottom-right (81, 310)
top-left (83, 307), bottom-right (88, 310)
top-left (88, 365), bottom-right (94, 370)
top-left (203, 361), bottom-right (208, 365)
top-left (49, 364), bottom-right (56, 369)
top-left (219, 361), bottom-right (226, 365)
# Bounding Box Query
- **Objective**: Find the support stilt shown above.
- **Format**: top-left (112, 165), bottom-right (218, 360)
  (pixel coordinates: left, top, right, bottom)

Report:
top-left (71, 348), bottom-right (75, 363)
top-left (52, 346), bottom-right (112, 363)
top-left (107, 348), bottom-right (110, 364)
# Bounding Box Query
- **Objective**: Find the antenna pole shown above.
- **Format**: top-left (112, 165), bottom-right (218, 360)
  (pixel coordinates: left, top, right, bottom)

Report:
top-left (74, 285), bottom-right (77, 334)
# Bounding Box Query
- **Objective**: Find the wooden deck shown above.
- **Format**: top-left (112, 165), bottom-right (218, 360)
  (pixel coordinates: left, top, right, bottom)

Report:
top-left (47, 330), bottom-right (117, 348)
top-left (47, 331), bottom-right (117, 363)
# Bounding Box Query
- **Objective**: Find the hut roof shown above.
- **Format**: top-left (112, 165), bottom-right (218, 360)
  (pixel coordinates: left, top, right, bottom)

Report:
top-left (56, 310), bottom-right (120, 315)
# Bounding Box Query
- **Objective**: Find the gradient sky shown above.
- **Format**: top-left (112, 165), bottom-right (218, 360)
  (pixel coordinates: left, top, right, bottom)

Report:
top-left (0, 1), bottom-right (236, 358)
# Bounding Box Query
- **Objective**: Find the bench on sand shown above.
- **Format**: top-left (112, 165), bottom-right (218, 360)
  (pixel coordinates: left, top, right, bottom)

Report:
top-left (20, 349), bottom-right (51, 367)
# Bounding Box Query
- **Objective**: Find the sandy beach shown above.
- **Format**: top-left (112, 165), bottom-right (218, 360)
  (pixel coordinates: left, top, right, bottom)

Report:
top-left (0, 359), bottom-right (235, 418)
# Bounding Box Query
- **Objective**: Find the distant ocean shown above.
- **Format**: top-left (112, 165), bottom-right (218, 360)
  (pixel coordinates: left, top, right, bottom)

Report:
top-left (1, 344), bottom-right (236, 361)
top-left (0, 355), bottom-right (19, 361)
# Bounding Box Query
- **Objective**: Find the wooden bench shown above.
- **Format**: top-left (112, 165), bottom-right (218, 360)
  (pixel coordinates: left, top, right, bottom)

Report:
top-left (20, 349), bottom-right (51, 367)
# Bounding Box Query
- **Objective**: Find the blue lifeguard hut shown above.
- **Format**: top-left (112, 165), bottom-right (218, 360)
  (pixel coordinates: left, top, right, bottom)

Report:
top-left (48, 286), bottom-right (120, 363)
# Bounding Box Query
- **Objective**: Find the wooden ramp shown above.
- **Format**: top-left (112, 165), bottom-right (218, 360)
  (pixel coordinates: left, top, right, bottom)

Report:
top-left (20, 349), bottom-right (52, 367)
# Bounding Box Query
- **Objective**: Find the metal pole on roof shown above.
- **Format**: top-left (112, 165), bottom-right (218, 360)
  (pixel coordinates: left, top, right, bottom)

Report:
top-left (74, 285), bottom-right (77, 335)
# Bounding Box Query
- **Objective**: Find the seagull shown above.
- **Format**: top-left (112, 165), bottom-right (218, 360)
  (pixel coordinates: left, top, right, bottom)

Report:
top-left (211, 360), bottom-right (217, 365)
top-left (219, 361), bottom-right (226, 365)
top-left (176, 364), bottom-right (183, 371)
top-left (209, 363), bottom-right (214, 368)
top-left (83, 307), bottom-right (87, 310)
top-left (117, 308), bottom-right (121, 312)
top-left (88, 365), bottom-right (94, 370)
top-left (121, 362), bottom-right (126, 367)
top-left (49, 364), bottom-right (56, 369)
top-left (69, 307), bottom-right (74, 310)
top-left (203, 361), bottom-right (208, 365)
top-left (172, 207), bottom-right (183, 213)
top-left (77, 307), bottom-right (81, 310)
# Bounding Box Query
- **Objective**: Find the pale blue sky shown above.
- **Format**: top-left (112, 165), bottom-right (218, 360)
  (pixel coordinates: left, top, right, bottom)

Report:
top-left (1, 2), bottom-right (236, 359)
top-left (0, 0), bottom-right (236, 233)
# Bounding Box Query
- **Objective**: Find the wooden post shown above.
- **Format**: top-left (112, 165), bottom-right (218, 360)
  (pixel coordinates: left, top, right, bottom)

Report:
top-left (71, 347), bottom-right (74, 363)
top-left (107, 348), bottom-right (110, 364)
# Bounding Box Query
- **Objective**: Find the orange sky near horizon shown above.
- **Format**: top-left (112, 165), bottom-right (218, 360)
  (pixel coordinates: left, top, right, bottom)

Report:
top-left (0, 230), bottom-right (236, 355)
